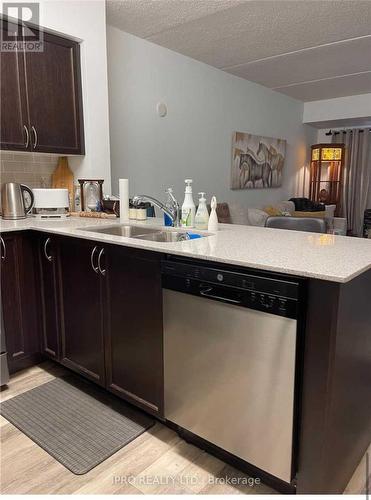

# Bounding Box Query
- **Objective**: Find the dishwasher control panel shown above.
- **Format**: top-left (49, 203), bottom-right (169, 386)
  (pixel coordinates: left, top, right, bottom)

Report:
top-left (162, 260), bottom-right (300, 319)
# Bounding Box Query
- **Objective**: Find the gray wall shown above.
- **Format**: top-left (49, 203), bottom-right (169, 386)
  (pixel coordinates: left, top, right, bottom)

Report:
top-left (107, 26), bottom-right (317, 208)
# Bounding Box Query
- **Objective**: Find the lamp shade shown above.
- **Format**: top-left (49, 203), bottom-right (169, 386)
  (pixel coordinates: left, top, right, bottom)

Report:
top-left (311, 144), bottom-right (343, 161)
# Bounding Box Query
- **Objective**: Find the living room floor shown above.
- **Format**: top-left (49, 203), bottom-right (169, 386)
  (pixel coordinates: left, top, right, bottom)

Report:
top-left (0, 362), bottom-right (368, 495)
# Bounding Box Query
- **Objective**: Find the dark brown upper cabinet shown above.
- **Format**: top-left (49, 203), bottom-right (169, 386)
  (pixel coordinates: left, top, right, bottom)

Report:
top-left (0, 21), bottom-right (84, 154)
top-left (0, 21), bottom-right (30, 151)
top-left (24, 30), bottom-right (84, 154)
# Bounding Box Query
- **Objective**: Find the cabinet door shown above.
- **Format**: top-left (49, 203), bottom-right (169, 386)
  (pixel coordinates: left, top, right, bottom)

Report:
top-left (24, 31), bottom-right (84, 154)
top-left (0, 22), bottom-right (30, 151)
top-left (104, 246), bottom-right (164, 416)
top-left (58, 237), bottom-right (105, 385)
top-left (1, 233), bottom-right (40, 373)
top-left (38, 235), bottom-right (60, 360)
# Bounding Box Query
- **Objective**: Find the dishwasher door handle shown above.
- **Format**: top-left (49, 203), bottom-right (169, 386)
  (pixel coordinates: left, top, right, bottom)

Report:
top-left (199, 286), bottom-right (243, 305)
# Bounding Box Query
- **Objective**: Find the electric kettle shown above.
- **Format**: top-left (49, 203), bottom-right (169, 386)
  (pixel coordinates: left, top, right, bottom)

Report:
top-left (1, 183), bottom-right (34, 220)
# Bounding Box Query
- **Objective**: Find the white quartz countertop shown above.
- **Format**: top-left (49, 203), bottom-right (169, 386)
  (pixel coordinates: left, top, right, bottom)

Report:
top-left (1, 216), bottom-right (371, 283)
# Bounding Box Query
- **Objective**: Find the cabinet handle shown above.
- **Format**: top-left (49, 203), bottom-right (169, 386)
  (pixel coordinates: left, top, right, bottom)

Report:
top-left (90, 246), bottom-right (99, 274)
top-left (31, 125), bottom-right (38, 149)
top-left (98, 248), bottom-right (106, 276)
top-left (23, 125), bottom-right (29, 149)
top-left (0, 237), bottom-right (5, 261)
top-left (43, 237), bottom-right (53, 262)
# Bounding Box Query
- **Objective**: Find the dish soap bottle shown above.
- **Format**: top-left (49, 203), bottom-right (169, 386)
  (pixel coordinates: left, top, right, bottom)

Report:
top-left (195, 192), bottom-right (209, 230)
top-left (181, 179), bottom-right (195, 228)
top-left (164, 187), bottom-right (174, 226)
top-left (208, 196), bottom-right (218, 232)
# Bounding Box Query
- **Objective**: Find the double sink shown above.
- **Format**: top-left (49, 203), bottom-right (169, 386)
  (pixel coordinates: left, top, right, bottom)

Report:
top-left (80, 224), bottom-right (210, 243)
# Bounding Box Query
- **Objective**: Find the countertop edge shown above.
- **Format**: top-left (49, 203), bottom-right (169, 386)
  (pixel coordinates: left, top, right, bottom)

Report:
top-left (1, 222), bottom-right (370, 284)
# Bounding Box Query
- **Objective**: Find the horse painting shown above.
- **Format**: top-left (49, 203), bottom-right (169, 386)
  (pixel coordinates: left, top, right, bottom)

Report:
top-left (231, 132), bottom-right (286, 190)
top-left (257, 142), bottom-right (285, 187)
top-left (239, 149), bottom-right (271, 188)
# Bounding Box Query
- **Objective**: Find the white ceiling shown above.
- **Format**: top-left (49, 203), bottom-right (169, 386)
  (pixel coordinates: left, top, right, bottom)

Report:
top-left (308, 117), bottom-right (371, 129)
top-left (106, 0), bottom-right (371, 102)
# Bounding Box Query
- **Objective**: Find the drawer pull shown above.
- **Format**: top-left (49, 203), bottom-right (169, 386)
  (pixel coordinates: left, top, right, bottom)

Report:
top-left (31, 125), bottom-right (38, 149)
top-left (44, 238), bottom-right (53, 262)
top-left (23, 125), bottom-right (29, 148)
top-left (0, 237), bottom-right (6, 261)
top-left (90, 246), bottom-right (99, 273)
top-left (98, 248), bottom-right (106, 276)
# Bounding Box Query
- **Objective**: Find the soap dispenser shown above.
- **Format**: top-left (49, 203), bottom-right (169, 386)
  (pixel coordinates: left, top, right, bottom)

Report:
top-left (181, 179), bottom-right (195, 228)
top-left (195, 192), bottom-right (209, 230)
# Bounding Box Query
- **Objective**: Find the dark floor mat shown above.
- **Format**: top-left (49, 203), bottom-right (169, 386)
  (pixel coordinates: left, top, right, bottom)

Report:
top-left (0, 375), bottom-right (155, 474)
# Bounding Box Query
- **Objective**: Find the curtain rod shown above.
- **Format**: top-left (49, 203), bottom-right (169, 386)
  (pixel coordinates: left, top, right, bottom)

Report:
top-left (325, 128), bottom-right (371, 136)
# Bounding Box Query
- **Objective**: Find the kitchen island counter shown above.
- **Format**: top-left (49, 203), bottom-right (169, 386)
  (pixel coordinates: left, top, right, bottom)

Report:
top-left (1, 216), bottom-right (370, 283)
top-left (1, 216), bottom-right (371, 494)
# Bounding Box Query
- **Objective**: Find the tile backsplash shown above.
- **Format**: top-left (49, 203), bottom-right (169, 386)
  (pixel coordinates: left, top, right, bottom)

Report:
top-left (0, 151), bottom-right (59, 188)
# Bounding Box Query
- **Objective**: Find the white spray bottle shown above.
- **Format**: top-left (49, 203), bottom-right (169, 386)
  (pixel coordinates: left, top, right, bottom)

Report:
top-left (208, 196), bottom-right (218, 232)
top-left (181, 179), bottom-right (195, 228)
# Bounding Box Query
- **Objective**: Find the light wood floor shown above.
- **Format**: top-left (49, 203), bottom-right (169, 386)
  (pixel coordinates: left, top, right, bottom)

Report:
top-left (0, 362), bottom-right (369, 495)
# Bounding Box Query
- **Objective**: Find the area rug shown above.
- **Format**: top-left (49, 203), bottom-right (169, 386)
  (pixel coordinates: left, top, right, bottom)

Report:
top-left (0, 375), bottom-right (155, 474)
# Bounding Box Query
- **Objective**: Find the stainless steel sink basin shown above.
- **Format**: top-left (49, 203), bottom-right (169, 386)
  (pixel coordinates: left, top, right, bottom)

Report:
top-left (80, 225), bottom-right (161, 238)
top-left (136, 231), bottom-right (191, 242)
top-left (79, 224), bottom-right (209, 243)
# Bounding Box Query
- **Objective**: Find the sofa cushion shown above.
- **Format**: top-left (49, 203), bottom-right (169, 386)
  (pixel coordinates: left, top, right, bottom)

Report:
top-left (325, 205), bottom-right (336, 217)
top-left (278, 200), bottom-right (295, 214)
top-left (228, 203), bottom-right (250, 225)
top-left (248, 208), bottom-right (269, 227)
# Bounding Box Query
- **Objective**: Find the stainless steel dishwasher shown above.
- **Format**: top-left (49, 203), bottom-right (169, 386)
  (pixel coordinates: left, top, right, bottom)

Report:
top-left (162, 259), bottom-right (303, 484)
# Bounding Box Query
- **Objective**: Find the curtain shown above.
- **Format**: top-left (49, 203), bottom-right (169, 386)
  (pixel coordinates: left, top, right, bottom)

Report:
top-left (332, 129), bottom-right (371, 236)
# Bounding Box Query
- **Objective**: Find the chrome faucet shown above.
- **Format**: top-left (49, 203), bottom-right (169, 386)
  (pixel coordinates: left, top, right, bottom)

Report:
top-left (132, 193), bottom-right (181, 227)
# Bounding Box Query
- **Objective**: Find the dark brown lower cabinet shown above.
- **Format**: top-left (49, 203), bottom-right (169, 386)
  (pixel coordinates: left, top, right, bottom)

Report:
top-left (57, 236), bottom-right (164, 415)
top-left (104, 246), bottom-right (164, 416)
top-left (58, 237), bottom-right (106, 385)
top-left (37, 235), bottom-right (61, 360)
top-left (0, 232), bottom-right (40, 373)
top-left (2, 232), bottom-right (164, 412)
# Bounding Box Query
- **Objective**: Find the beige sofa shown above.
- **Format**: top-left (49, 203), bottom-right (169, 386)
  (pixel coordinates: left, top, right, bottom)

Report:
top-left (228, 201), bottom-right (347, 235)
